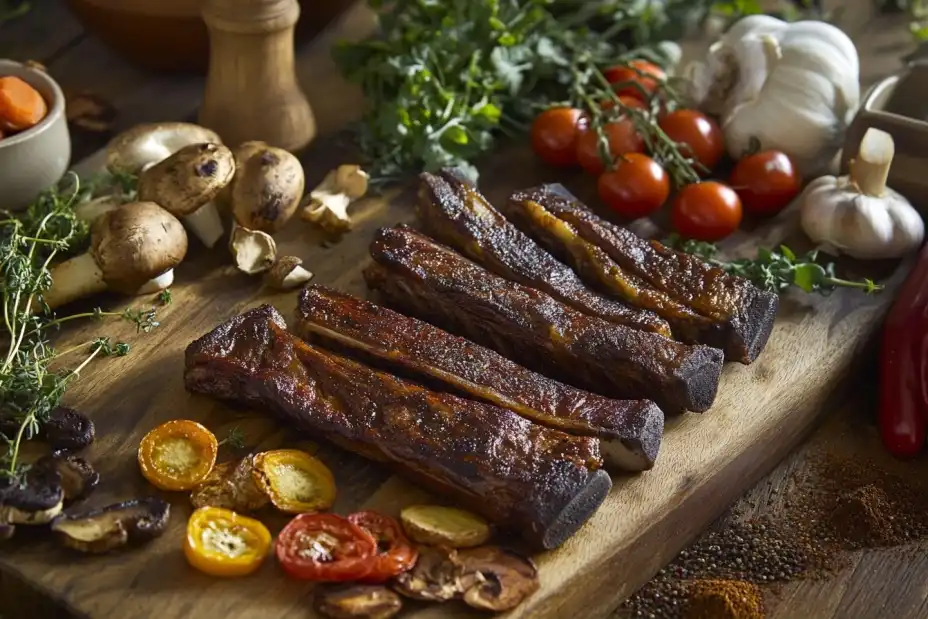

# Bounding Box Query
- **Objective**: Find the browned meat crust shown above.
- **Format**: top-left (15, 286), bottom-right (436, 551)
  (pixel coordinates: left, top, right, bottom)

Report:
top-left (506, 185), bottom-right (779, 364)
top-left (295, 285), bottom-right (664, 471)
top-left (416, 169), bottom-right (671, 337)
top-left (364, 226), bottom-right (724, 414)
top-left (184, 305), bottom-right (611, 550)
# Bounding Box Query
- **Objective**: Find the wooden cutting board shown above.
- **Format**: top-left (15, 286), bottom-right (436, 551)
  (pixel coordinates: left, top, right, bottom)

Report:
top-left (0, 14), bottom-right (911, 619)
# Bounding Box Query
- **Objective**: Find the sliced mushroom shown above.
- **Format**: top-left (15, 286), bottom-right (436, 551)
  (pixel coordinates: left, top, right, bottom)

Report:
top-left (42, 202), bottom-right (188, 309)
top-left (400, 504), bottom-right (491, 548)
top-left (43, 406), bottom-right (95, 451)
top-left (230, 141), bottom-right (305, 234)
top-left (392, 546), bottom-right (466, 602)
top-left (265, 255), bottom-right (313, 290)
top-left (315, 585), bottom-right (403, 619)
top-left (457, 547), bottom-right (539, 612)
top-left (35, 454), bottom-right (99, 502)
top-left (229, 225), bottom-right (277, 275)
top-left (50, 497), bottom-right (171, 554)
top-left (190, 454), bottom-right (269, 512)
top-left (0, 464), bottom-right (64, 525)
top-left (301, 165), bottom-right (370, 234)
top-left (107, 122), bottom-right (223, 175)
top-left (138, 143), bottom-right (235, 248)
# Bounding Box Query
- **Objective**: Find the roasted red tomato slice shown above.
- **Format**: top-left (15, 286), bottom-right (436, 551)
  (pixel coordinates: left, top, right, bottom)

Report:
top-left (348, 511), bottom-right (419, 583)
top-left (276, 513), bottom-right (377, 582)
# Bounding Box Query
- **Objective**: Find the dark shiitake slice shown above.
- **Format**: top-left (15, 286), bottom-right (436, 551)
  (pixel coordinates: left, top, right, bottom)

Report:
top-left (458, 547), bottom-right (539, 612)
top-left (0, 522), bottom-right (15, 541)
top-left (0, 464), bottom-right (64, 525)
top-left (51, 497), bottom-right (170, 554)
top-left (44, 406), bottom-right (95, 451)
top-left (392, 546), bottom-right (466, 602)
top-left (35, 454), bottom-right (99, 502)
top-left (314, 584), bottom-right (403, 619)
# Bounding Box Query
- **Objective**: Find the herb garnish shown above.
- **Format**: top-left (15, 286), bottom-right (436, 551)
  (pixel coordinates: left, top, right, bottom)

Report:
top-left (157, 288), bottom-right (173, 306)
top-left (218, 426), bottom-right (246, 451)
top-left (664, 234), bottom-right (883, 295)
top-left (0, 174), bottom-right (161, 479)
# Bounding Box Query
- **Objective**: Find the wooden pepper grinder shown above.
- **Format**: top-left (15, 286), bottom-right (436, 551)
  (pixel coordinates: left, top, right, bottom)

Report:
top-left (198, 0), bottom-right (316, 152)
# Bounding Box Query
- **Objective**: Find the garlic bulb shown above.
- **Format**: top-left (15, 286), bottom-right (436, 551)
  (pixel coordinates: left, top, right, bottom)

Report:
top-left (686, 16), bottom-right (859, 177)
top-left (799, 128), bottom-right (924, 260)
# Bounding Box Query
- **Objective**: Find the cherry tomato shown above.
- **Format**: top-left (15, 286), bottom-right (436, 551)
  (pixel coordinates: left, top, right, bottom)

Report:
top-left (600, 94), bottom-right (646, 112)
top-left (347, 511), bottom-right (418, 583)
top-left (276, 513), bottom-right (377, 582)
top-left (603, 60), bottom-right (666, 101)
top-left (658, 109), bottom-right (724, 174)
top-left (184, 507), bottom-right (272, 577)
top-left (530, 107), bottom-right (587, 167)
top-left (597, 153), bottom-right (670, 219)
top-left (137, 419), bottom-right (218, 492)
top-left (729, 150), bottom-right (802, 216)
top-left (576, 121), bottom-right (645, 176)
top-left (671, 182), bottom-right (743, 242)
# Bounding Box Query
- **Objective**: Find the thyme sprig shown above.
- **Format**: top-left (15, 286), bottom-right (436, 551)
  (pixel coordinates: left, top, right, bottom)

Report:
top-left (0, 174), bottom-right (160, 479)
top-left (664, 234), bottom-right (883, 295)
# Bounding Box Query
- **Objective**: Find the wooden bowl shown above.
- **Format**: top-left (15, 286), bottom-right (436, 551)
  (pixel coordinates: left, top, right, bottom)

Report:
top-left (65, 0), bottom-right (355, 74)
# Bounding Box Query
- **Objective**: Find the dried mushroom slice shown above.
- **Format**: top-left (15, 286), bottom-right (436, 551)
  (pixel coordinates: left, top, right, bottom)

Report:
top-left (315, 584), bottom-right (403, 619)
top-left (44, 406), bottom-right (95, 451)
top-left (0, 464), bottom-right (64, 525)
top-left (458, 546), bottom-right (539, 612)
top-left (190, 455), bottom-right (269, 512)
top-left (35, 454), bottom-right (99, 502)
top-left (391, 545), bottom-right (466, 602)
top-left (400, 505), bottom-right (491, 548)
top-left (51, 497), bottom-right (171, 554)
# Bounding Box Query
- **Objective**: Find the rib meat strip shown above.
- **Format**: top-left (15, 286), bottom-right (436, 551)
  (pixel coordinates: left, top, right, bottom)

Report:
top-left (416, 169), bottom-right (671, 337)
top-left (295, 284), bottom-right (664, 471)
top-left (184, 305), bottom-right (611, 550)
top-left (506, 185), bottom-right (779, 363)
top-left (364, 226), bottom-right (724, 414)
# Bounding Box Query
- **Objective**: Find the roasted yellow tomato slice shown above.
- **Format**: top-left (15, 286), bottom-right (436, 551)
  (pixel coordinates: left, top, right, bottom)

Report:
top-left (184, 506), bottom-right (271, 577)
top-left (138, 420), bottom-right (218, 491)
top-left (252, 449), bottom-right (336, 514)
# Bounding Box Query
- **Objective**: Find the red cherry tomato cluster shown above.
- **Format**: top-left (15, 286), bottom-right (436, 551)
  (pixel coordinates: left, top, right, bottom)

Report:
top-left (528, 61), bottom-right (804, 242)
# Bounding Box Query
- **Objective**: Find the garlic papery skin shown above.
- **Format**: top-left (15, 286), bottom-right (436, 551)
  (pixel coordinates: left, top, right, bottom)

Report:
top-left (687, 16), bottom-right (859, 177)
top-left (799, 128), bottom-right (924, 260)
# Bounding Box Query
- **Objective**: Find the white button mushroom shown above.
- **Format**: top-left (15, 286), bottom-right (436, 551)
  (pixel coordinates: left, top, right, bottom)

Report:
top-left (229, 141), bottom-right (305, 234)
top-left (106, 122), bottom-right (223, 176)
top-left (43, 202), bottom-right (188, 309)
top-left (137, 143), bottom-right (235, 249)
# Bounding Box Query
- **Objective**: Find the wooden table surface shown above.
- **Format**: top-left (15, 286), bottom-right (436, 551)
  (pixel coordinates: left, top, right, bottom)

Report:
top-left (1, 2), bottom-right (926, 618)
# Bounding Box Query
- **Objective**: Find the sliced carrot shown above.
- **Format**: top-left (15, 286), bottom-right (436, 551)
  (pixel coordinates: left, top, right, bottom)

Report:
top-left (0, 76), bottom-right (48, 132)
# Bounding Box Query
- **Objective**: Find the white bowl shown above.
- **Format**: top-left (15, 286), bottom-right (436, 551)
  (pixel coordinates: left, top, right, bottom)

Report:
top-left (0, 59), bottom-right (72, 211)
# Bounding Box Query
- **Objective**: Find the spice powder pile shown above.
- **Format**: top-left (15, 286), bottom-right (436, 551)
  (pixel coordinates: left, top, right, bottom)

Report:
top-left (620, 453), bottom-right (928, 619)
top-left (684, 579), bottom-right (764, 619)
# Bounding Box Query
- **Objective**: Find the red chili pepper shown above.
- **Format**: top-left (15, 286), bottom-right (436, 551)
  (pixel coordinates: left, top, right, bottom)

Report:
top-left (879, 242), bottom-right (928, 458)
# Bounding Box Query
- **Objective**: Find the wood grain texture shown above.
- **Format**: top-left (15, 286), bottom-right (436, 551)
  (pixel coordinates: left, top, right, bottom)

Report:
top-left (1, 3), bottom-right (924, 619)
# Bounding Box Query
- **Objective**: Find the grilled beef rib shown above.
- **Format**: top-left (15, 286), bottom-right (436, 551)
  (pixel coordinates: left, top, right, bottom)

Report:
top-left (184, 305), bottom-right (610, 550)
top-left (364, 225), bottom-right (724, 414)
top-left (296, 284), bottom-right (664, 471)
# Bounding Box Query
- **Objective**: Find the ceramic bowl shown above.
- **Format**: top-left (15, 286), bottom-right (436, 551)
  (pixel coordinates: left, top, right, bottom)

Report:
top-left (842, 60), bottom-right (928, 213)
top-left (0, 60), bottom-right (71, 212)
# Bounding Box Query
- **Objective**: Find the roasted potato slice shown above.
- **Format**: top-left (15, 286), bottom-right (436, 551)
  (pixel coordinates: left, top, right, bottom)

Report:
top-left (399, 505), bottom-right (490, 548)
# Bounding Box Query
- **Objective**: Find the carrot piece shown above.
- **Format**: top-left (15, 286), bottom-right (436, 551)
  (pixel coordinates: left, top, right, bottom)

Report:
top-left (0, 76), bottom-right (48, 132)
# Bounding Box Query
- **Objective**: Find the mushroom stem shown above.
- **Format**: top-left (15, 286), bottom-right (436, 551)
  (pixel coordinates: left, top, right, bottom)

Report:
top-left (183, 203), bottom-right (225, 249)
top-left (74, 196), bottom-right (119, 223)
top-left (850, 127), bottom-right (894, 198)
top-left (43, 253), bottom-right (107, 310)
top-left (135, 270), bottom-right (174, 295)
